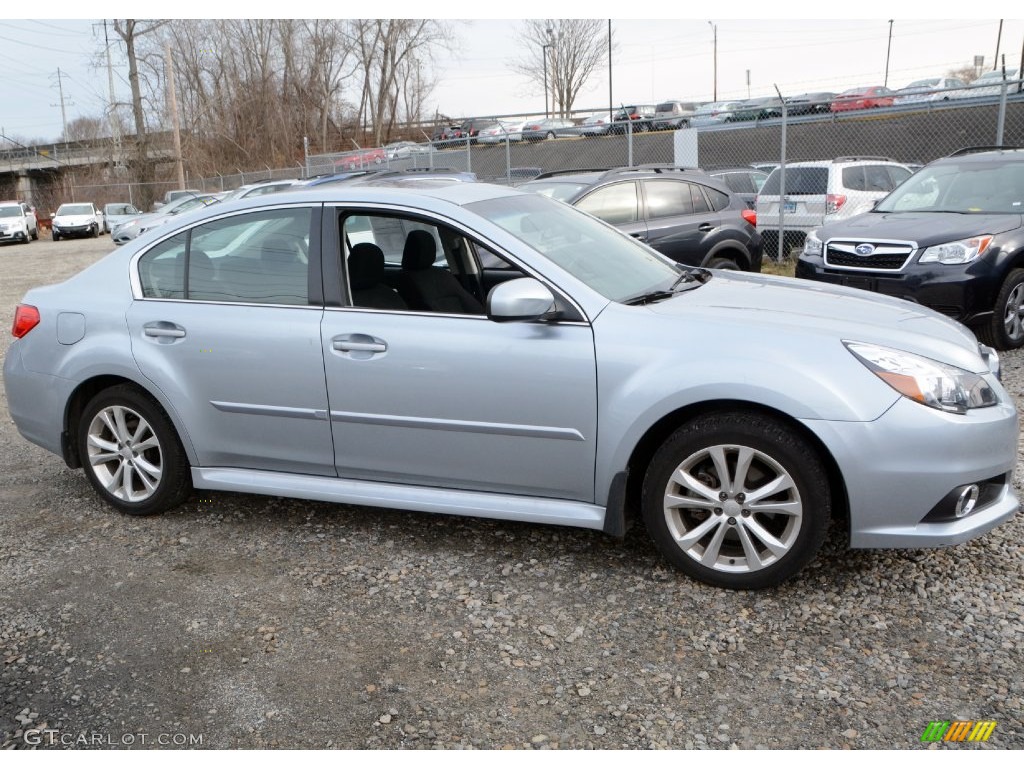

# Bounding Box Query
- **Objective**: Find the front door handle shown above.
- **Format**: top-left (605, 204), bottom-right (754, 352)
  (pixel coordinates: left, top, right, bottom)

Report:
top-left (331, 333), bottom-right (388, 359)
top-left (333, 340), bottom-right (386, 353)
top-left (630, 232), bottom-right (647, 242)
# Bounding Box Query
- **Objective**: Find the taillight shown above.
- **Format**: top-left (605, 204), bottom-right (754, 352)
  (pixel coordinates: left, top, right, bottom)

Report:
top-left (826, 194), bottom-right (847, 214)
top-left (12, 304), bottom-right (40, 338)
top-left (741, 209), bottom-right (757, 227)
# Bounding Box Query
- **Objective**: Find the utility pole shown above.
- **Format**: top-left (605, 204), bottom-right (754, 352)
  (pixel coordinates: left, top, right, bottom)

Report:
top-left (51, 68), bottom-right (72, 141)
top-left (103, 20), bottom-right (122, 161)
top-left (993, 19), bottom-right (1004, 70)
top-left (607, 20), bottom-right (613, 121)
top-left (884, 20), bottom-right (894, 88)
top-left (708, 21), bottom-right (718, 101)
top-left (164, 41), bottom-right (185, 190)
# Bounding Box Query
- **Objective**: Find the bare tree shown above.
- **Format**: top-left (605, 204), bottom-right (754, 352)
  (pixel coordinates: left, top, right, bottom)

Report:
top-left (61, 116), bottom-right (104, 143)
top-left (947, 64), bottom-right (981, 84)
top-left (511, 20), bottom-right (611, 117)
top-left (113, 19), bottom-right (168, 203)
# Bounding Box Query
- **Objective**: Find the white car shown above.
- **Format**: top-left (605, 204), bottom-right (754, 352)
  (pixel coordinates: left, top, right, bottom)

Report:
top-left (0, 201), bottom-right (38, 244)
top-left (893, 77), bottom-right (967, 105)
top-left (51, 203), bottom-right (103, 241)
top-left (951, 68), bottom-right (1022, 99)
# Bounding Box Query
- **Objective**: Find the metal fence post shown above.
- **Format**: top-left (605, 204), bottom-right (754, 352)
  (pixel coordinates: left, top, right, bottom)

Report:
top-left (997, 80), bottom-right (1008, 145)
top-left (627, 118), bottom-right (633, 167)
top-left (774, 85), bottom-right (787, 264)
top-left (505, 132), bottom-right (511, 183)
top-left (465, 133), bottom-right (472, 174)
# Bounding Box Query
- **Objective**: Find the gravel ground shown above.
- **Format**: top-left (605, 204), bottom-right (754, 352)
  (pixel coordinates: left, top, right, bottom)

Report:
top-left (0, 236), bottom-right (1021, 750)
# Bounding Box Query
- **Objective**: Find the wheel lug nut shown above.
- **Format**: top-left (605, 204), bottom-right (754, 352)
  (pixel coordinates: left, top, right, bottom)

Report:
top-left (728, 517), bottom-right (737, 525)
top-left (736, 493), bottom-right (746, 502)
top-left (714, 507), bottom-right (722, 515)
top-left (718, 492), bottom-right (728, 501)
top-left (741, 509), bottom-right (750, 517)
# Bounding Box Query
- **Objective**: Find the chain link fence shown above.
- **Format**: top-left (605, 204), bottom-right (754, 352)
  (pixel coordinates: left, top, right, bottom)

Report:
top-left (58, 82), bottom-right (1024, 255)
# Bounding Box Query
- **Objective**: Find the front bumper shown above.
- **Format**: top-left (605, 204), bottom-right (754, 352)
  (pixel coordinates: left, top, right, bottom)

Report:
top-left (53, 224), bottom-right (94, 237)
top-left (802, 393), bottom-right (1018, 548)
top-left (796, 252), bottom-right (1001, 326)
top-left (0, 228), bottom-right (29, 241)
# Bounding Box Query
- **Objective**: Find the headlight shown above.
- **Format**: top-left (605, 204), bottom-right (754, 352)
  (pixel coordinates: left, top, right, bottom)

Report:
top-left (918, 236), bottom-right (993, 265)
top-left (845, 341), bottom-right (997, 414)
top-left (803, 230), bottom-right (822, 258)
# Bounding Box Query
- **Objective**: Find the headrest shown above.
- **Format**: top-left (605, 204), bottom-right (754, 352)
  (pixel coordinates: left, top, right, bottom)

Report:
top-left (402, 229), bottom-right (437, 271)
top-left (348, 242), bottom-right (386, 290)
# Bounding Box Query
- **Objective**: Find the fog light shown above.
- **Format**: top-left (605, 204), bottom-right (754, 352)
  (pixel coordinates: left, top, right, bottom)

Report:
top-left (954, 485), bottom-right (980, 518)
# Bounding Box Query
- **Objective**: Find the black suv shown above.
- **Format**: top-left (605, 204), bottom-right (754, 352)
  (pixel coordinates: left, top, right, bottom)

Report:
top-left (796, 147), bottom-right (1024, 349)
top-left (518, 166), bottom-right (763, 271)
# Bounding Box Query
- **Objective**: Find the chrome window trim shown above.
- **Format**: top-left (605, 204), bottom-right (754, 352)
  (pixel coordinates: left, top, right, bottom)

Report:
top-left (129, 202), bottom-right (319, 301)
top-left (823, 237), bottom-right (919, 273)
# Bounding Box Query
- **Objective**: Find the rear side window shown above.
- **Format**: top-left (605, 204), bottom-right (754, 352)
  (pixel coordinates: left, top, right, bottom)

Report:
top-left (576, 182), bottom-right (639, 225)
top-left (704, 187), bottom-right (731, 211)
top-left (760, 167), bottom-right (828, 196)
top-left (138, 232), bottom-right (187, 299)
top-left (717, 172), bottom-right (754, 194)
top-left (888, 166), bottom-right (912, 187)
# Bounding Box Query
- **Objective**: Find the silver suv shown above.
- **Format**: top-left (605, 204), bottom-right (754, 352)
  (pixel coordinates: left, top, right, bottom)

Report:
top-left (3, 184), bottom-right (1018, 590)
top-left (756, 157), bottom-right (913, 250)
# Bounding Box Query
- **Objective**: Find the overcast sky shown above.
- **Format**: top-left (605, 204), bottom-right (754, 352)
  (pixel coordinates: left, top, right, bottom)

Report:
top-left (1, 4), bottom-right (1022, 143)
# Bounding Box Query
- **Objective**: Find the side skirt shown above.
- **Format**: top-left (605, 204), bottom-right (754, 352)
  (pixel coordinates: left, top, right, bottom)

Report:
top-left (192, 467), bottom-right (607, 531)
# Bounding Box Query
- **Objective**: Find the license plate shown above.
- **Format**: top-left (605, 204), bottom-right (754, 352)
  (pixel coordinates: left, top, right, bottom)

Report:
top-left (783, 201), bottom-right (797, 214)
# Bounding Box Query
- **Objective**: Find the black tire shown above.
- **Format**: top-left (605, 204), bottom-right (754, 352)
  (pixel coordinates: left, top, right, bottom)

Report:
top-left (546, 131), bottom-right (556, 140)
top-left (31, 227), bottom-right (38, 241)
top-left (91, 224), bottom-right (99, 238)
top-left (706, 256), bottom-right (740, 271)
top-left (52, 232), bottom-right (60, 241)
top-left (77, 385), bottom-right (192, 516)
top-left (976, 268), bottom-right (1024, 350)
top-left (22, 230), bottom-right (31, 244)
top-left (641, 412), bottom-right (830, 589)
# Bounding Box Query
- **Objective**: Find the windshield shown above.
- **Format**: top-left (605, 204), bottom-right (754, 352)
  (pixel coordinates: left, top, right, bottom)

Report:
top-left (466, 194), bottom-right (682, 303)
top-left (105, 204), bottom-right (134, 215)
top-left (518, 180), bottom-right (590, 202)
top-left (876, 160), bottom-right (1024, 214)
top-left (56, 204), bottom-right (94, 216)
top-left (0, 206), bottom-right (22, 218)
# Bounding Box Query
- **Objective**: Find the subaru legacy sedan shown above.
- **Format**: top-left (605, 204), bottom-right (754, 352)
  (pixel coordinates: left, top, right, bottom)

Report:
top-left (4, 183), bottom-right (1018, 589)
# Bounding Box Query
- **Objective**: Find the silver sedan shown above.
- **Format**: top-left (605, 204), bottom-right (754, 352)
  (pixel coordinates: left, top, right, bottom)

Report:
top-left (4, 184), bottom-right (1018, 589)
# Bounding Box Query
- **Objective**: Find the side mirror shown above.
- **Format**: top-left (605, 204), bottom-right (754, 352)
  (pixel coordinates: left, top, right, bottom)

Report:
top-left (487, 277), bottom-right (559, 322)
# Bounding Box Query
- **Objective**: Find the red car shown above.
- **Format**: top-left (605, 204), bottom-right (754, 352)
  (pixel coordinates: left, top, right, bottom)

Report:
top-left (334, 148), bottom-right (386, 170)
top-left (830, 86), bottom-right (896, 112)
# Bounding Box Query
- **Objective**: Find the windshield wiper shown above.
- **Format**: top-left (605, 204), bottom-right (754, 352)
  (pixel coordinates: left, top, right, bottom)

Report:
top-left (624, 268), bottom-right (712, 305)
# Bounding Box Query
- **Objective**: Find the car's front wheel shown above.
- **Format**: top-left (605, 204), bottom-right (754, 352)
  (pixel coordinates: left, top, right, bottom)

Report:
top-left (641, 412), bottom-right (830, 589)
top-left (78, 385), bottom-right (191, 516)
top-left (978, 268), bottom-right (1024, 350)
top-left (52, 231), bottom-right (60, 241)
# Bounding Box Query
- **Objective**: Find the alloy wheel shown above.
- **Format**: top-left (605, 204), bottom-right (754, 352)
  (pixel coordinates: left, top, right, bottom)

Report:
top-left (86, 405), bottom-right (164, 503)
top-left (661, 443), bottom-right (803, 573)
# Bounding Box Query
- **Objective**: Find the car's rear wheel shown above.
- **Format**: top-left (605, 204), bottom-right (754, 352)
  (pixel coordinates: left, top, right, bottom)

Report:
top-left (641, 412), bottom-right (830, 589)
top-left (546, 131), bottom-right (556, 139)
top-left (78, 385), bottom-right (191, 516)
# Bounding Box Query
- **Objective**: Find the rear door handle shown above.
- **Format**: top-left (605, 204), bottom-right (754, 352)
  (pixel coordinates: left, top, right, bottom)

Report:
top-left (331, 333), bottom-right (388, 358)
top-left (630, 233), bottom-right (648, 242)
top-left (698, 223), bottom-right (714, 232)
top-left (143, 322), bottom-right (186, 339)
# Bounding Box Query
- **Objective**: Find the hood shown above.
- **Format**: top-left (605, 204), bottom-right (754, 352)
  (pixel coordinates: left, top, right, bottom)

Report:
top-left (820, 211), bottom-right (1022, 246)
top-left (646, 271), bottom-right (985, 372)
top-left (53, 214), bottom-right (95, 224)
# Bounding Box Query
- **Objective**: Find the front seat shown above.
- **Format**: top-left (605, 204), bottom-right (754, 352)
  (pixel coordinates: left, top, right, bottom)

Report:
top-left (348, 243), bottom-right (407, 310)
top-left (397, 230), bottom-right (484, 314)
